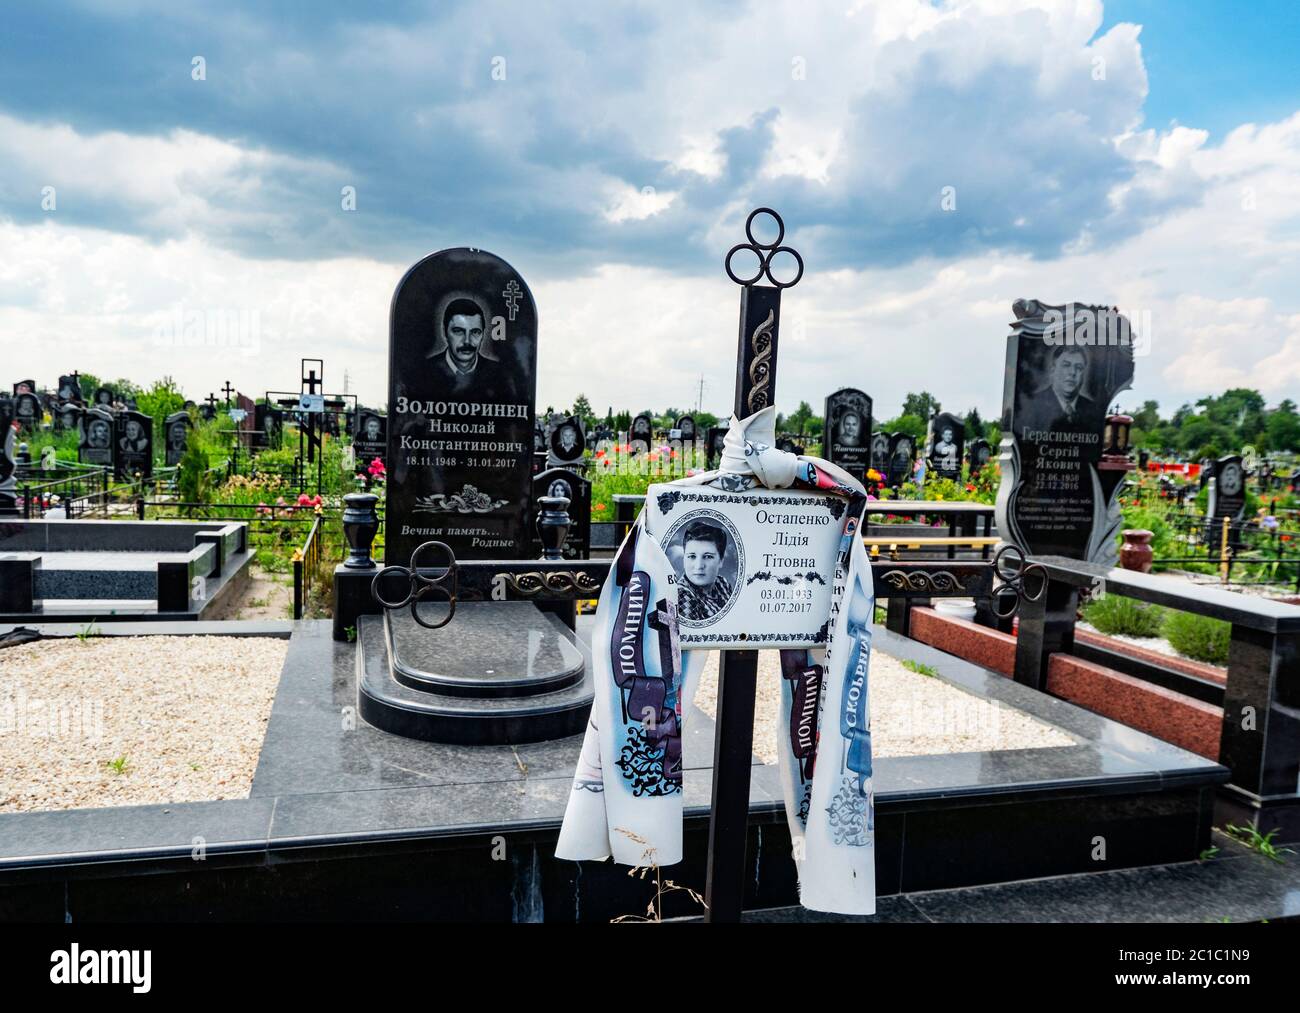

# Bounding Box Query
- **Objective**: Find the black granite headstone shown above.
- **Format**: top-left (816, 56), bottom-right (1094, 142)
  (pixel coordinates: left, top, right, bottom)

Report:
top-left (79, 406), bottom-right (116, 468)
top-left (532, 466), bottom-right (591, 559)
top-left (385, 247), bottom-right (538, 564)
top-left (547, 414), bottom-right (585, 468)
top-left (969, 438), bottom-right (992, 475)
top-left (57, 375), bottom-right (81, 405)
top-left (823, 387), bottom-right (872, 483)
top-left (93, 386), bottom-right (114, 408)
top-left (12, 380), bottom-right (36, 396)
top-left (115, 409), bottom-right (153, 480)
top-left (995, 299), bottom-right (1136, 564)
top-left (1206, 453), bottom-right (1247, 551)
top-left (164, 411), bottom-right (192, 467)
top-left (13, 392), bottom-right (41, 431)
top-left (886, 432), bottom-right (915, 487)
top-left (706, 425), bottom-right (727, 470)
top-left (352, 410), bottom-right (387, 469)
top-left (928, 411), bottom-right (965, 481)
top-left (629, 412), bottom-right (653, 454)
top-left (676, 414), bottom-right (697, 444)
top-left (54, 401), bottom-right (82, 434)
top-left (254, 403), bottom-right (280, 448)
top-left (869, 431), bottom-right (889, 477)
top-left (0, 396), bottom-right (16, 514)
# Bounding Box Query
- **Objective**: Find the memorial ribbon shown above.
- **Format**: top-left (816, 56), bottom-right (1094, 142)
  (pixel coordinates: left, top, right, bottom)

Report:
top-left (555, 405), bottom-right (876, 914)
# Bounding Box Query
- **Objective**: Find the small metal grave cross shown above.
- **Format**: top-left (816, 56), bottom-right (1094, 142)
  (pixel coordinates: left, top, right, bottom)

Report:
top-left (204, 392), bottom-right (220, 414)
top-left (222, 381), bottom-right (236, 407)
top-left (706, 207), bottom-right (804, 923)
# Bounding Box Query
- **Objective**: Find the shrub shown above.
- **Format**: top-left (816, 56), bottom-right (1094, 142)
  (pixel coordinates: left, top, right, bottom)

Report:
top-left (1163, 611), bottom-right (1231, 665)
top-left (1082, 595), bottom-right (1166, 637)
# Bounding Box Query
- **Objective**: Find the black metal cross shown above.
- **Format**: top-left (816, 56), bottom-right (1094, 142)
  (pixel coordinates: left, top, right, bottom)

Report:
top-left (706, 207), bottom-right (802, 923)
top-left (221, 381), bottom-right (236, 407)
top-left (204, 392), bottom-right (219, 413)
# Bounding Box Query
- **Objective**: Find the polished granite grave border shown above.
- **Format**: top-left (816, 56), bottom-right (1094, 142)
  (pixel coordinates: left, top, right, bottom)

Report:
top-left (0, 618), bottom-right (1232, 921)
top-left (736, 830), bottom-right (1300, 923)
top-left (0, 546), bottom-right (256, 625)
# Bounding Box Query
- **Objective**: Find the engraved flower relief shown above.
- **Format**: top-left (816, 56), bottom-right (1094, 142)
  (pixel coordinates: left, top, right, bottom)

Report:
top-left (414, 483), bottom-right (509, 514)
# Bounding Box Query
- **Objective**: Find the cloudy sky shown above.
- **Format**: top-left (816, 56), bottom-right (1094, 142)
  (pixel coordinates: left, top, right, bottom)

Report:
top-left (2, 0), bottom-right (1298, 422)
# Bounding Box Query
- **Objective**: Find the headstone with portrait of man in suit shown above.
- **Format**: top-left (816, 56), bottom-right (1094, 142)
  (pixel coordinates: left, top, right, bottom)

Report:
top-left (996, 299), bottom-right (1136, 564)
top-left (384, 247), bottom-right (538, 564)
top-left (79, 406), bottom-right (116, 468)
top-left (927, 411), bottom-right (965, 482)
top-left (823, 388), bottom-right (872, 484)
top-left (353, 410), bottom-right (387, 470)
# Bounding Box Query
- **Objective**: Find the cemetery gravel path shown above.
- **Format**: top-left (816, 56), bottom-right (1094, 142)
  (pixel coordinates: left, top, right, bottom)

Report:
top-left (0, 635), bottom-right (287, 813)
top-left (693, 650), bottom-right (1072, 765)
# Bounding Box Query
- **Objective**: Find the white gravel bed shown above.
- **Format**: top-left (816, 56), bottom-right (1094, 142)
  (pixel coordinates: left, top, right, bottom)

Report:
top-left (0, 635), bottom-right (287, 813)
top-left (1076, 620), bottom-right (1194, 661)
top-left (693, 649), bottom-right (1073, 766)
top-left (1156, 569), bottom-right (1297, 601)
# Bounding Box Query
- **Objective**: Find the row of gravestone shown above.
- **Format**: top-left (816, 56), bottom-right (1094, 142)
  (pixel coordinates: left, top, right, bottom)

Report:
top-left (821, 388), bottom-right (993, 487)
top-left (7, 246), bottom-right (1151, 577)
top-left (3, 397), bottom-right (164, 480)
top-left (371, 245), bottom-right (1148, 574)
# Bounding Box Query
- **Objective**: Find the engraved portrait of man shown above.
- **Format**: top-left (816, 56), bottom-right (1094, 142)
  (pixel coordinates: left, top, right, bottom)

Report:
top-left (1019, 345), bottom-right (1100, 434)
top-left (837, 410), bottom-right (862, 448)
top-left (933, 425), bottom-right (958, 471)
top-left (1218, 462), bottom-right (1243, 497)
top-left (428, 294), bottom-right (513, 398)
top-left (552, 421), bottom-right (582, 460)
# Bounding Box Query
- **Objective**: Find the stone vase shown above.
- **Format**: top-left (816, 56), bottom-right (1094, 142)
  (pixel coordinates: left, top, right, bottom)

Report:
top-left (536, 495), bottom-right (571, 560)
top-left (342, 492), bottom-right (380, 569)
top-left (1119, 529), bottom-right (1154, 573)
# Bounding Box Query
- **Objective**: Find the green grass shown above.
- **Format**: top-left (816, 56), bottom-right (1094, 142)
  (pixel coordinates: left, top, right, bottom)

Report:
top-left (1082, 595), bottom-right (1166, 637)
top-left (901, 659), bottom-right (938, 677)
top-left (1164, 611), bottom-right (1231, 665)
top-left (105, 756), bottom-right (129, 776)
top-left (1223, 824), bottom-right (1296, 863)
